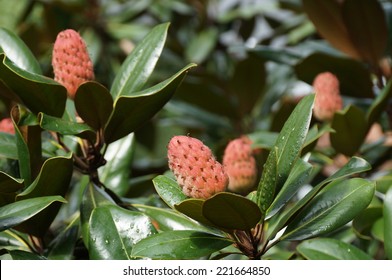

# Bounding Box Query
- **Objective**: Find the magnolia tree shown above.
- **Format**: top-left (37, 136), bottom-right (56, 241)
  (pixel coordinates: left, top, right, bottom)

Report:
top-left (0, 0), bottom-right (392, 260)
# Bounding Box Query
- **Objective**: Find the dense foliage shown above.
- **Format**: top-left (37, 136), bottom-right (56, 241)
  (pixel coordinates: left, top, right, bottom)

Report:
top-left (0, 0), bottom-right (391, 260)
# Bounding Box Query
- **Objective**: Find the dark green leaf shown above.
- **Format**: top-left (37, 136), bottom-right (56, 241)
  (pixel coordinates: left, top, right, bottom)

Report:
top-left (153, 175), bottom-right (187, 209)
top-left (0, 196), bottom-right (66, 231)
top-left (0, 132), bottom-right (17, 159)
top-left (99, 134), bottom-right (135, 196)
top-left (295, 53), bottom-right (373, 98)
top-left (15, 155), bottom-right (73, 236)
top-left (330, 105), bottom-right (368, 156)
top-left (367, 79), bottom-right (392, 126)
top-left (353, 207), bottom-right (382, 240)
top-left (0, 171), bottom-right (23, 193)
top-left (1, 249), bottom-right (46, 260)
top-left (47, 217), bottom-right (79, 260)
top-left (175, 199), bottom-right (214, 227)
top-left (38, 113), bottom-right (95, 141)
top-left (282, 178), bottom-right (375, 240)
top-left (302, 0), bottom-right (360, 58)
top-left (75, 81), bottom-right (113, 130)
top-left (0, 230), bottom-right (30, 251)
top-left (131, 230), bottom-right (232, 260)
top-left (256, 94), bottom-right (314, 216)
top-left (104, 63), bottom-right (196, 143)
top-left (0, 54), bottom-right (67, 117)
top-left (342, 0), bottom-right (387, 64)
top-left (266, 158), bottom-right (312, 218)
top-left (88, 205), bottom-right (156, 260)
top-left (384, 187), bottom-right (392, 259)
top-left (248, 130), bottom-right (279, 150)
top-left (297, 238), bottom-right (372, 260)
top-left (0, 28), bottom-right (41, 74)
top-left (203, 192), bottom-right (262, 231)
top-left (110, 23), bottom-right (169, 98)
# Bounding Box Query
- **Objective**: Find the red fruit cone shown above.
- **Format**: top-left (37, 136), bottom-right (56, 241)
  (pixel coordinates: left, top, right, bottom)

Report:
top-left (167, 135), bottom-right (228, 199)
top-left (52, 29), bottom-right (95, 99)
top-left (223, 136), bottom-right (257, 194)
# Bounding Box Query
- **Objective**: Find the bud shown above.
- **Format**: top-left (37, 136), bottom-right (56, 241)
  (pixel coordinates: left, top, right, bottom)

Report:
top-left (313, 72), bottom-right (343, 121)
top-left (223, 136), bottom-right (257, 194)
top-left (0, 118), bottom-right (15, 134)
top-left (52, 29), bottom-right (95, 99)
top-left (167, 135), bottom-right (228, 199)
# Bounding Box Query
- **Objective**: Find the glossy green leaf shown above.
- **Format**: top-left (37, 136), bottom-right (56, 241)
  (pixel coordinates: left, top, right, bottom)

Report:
top-left (152, 175), bottom-right (187, 209)
top-left (266, 158), bottom-right (312, 218)
top-left (0, 195), bottom-right (66, 231)
top-left (297, 238), bottom-right (372, 260)
top-left (295, 53), bottom-right (373, 98)
top-left (0, 132), bottom-right (17, 159)
top-left (175, 199), bottom-right (215, 227)
top-left (131, 230), bottom-right (232, 260)
top-left (266, 156), bottom-right (371, 240)
top-left (367, 79), bottom-right (392, 126)
top-left (384, 187), bottom-right (392, 259)
top-left (80, 182), bottom-right (116, 248)
top-left (75, 81), bottom-right (113, 130)
top-left (185, 27), bottom-right (218, 64)
top-left (302, 0), bottom-right (360, 58)
top-left (371, 218), bottom-right (384, 242)
top-left (0, 230), bottom-right (30, 251)
top-left (282, 178), bottom-right (375, 241)
top-left (99, 134), bottom-right (135, 196)
top-left (110, 23), bottom-right (169, 99)
top-left (342, 0), bottom-right (387, 64)
top-left (0, 28), bottom-right (41, 74)
top-left (15, 155), bottom-right (73, 236)
top-left (104, 63), bottom-right (196, 143)
top-left (353, 207), bottom-right (382, 240)
top-left (47, 217), bottom-right (79, 260)
top-left (88, 204), bottom-right (156, 260)
top-left (256, 94), bottom-right (314, 216)
top-left (330, 105), bottom-right (368, 156)
top-left (38, 113), bottom-right (95, 141)
top-left (1, 249), bottom-right (46, 260)
top-left (203, 192), bottom-right (262, 231)
top-left (0, 54), bottom-right (67, 117)
top-left (302, 124), bottom-right (334, 154)
top-left (137, 204), bottom-right (221, 234)
top-left (0, 172), bottom-right (24, 193)
top-left (248, 130), bottom-right (278, 150)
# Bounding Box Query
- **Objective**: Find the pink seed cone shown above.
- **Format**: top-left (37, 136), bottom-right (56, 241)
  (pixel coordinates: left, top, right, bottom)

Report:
top-left (167, 135), bottom-right (228, 199)
top-left (223, 136), bottom-right (257, 193)
top-left (52, 29), bottom-right (95, 99)
top-left (0, 118), bottom-right (14, 134)
top-left (313, 72), bottom-right (343, 121)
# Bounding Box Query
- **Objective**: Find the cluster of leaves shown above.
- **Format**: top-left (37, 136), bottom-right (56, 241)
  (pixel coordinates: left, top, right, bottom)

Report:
top-left (0, 0), bottom-right (391, 260)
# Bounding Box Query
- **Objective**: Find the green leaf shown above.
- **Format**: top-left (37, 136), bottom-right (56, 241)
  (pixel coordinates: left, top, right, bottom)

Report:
top-left (0, 28), bottom-right (41, 74)
top-left (0, 172), bottom-right (24, 193)
top-left (266, 158), bottom-right (312, 218)
top-left (281, 178), bottom-right (375, 241)
top-left (297, 238), bottom-right (372, 260)
top-left (80, 182), bottom-right (115, 248)
top-left (367, 79), bottom-right (392, 126)
top-left (256, 94), bottom-right (314, 216)
top-left (47, 217), bottom-right (79, 260)
top-left (0, 54), bottom-right (67, 117)
top-left (110, 23), bottom-right (169, 99)
top-left (266, 157), bottom-right (371, 240)
top-left (302, 0), bottom-right (360, 58)
top-left (38, 113), bottom-right (95, 141)
top-left (104, 63), bottom-right (196, 143)
top-left (131, 230), bottom-right (232, 260)
top-left (248, 130), bottom-right (279, 150)
top-left (0, 196), bottom-right (66, 231)
top-left (202, 192), bottom-right (262, 231)
top-left (88, 204), bottom-right (157, 260)
top-left (99, 134), bottom-right (135, 197)
top-left (15, 155), bottom-right (73, 236)
top-left (352, 207), bottom-right (383, 240)
top-left (137, 204), bottom-right (220, 234)
top-left (175, 199), bottom-right (215, 227)
top-left (384, 187), bottom-right (392, 259)
top-left (342, 0), bottom-right (387, 64)
top-left (75, 81), bottom-right (114, 130)
top-left (152, 175), bottom-right (187, 209)
top-left (295, 52), bottom-right (373, 98)
top-left (330, 105), bottom-right (368, 156)
top-left (185, 27), bottom-right (218, 64)
top-left (0, 132), bottom-right (17, 159)
top-left (1, 249), bottom-right (46, 260)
